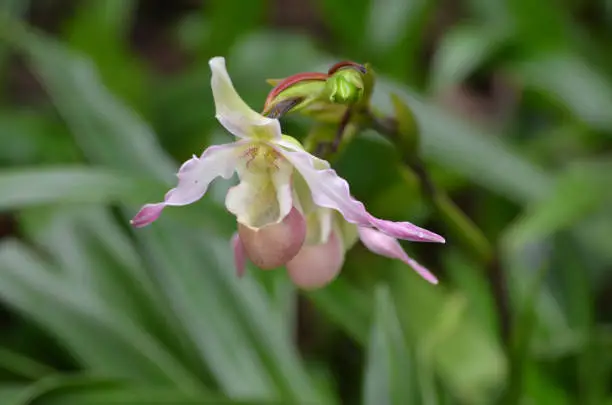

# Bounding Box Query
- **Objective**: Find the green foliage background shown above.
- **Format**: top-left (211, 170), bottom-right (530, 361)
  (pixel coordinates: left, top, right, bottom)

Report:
top-left (1, 0), bottom-right (612, 404)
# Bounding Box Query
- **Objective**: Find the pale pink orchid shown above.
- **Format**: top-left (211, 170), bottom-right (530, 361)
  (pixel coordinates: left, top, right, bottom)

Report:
top-left (131, 56), bottom-right (444, 286)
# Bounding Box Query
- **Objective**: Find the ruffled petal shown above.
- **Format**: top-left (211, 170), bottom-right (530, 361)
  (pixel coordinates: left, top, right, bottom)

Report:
top-left (278, 147), bottom-right (445, 243)
top-left (225, 151), bottom-right (293, 229)
top-left (130, 142), bottom-right (239, 227)
top-left (209, 57), bottom-right (281, 141)
top-left (358, 227), bottom-right (438, 284)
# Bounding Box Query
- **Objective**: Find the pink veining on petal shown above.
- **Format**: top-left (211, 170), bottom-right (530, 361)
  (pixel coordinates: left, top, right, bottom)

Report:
top-left (358, 227), bottom-right (438, 284)
top-left (130, 203), bottom-right (166, 228)
top-left (231, 233), bottom-right (247, 278)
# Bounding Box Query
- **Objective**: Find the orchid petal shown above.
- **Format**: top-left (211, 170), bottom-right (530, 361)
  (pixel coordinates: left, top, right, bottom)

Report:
top-left (130, 142), bottom-right (238, 227)
top-left (225, 152), bottom-right (293, 229)
top-left (231, 233), bottom-right (247, 278)
top-left (238, 207), bottom-right (306, 269)
top-left (358, 227), bottom-right (438, 284)
top-left (209, 57), bottom-right (281, 141)
top-left (286, 231), bottom-right (345, 289)
top-left (277, 148), bottom-right (445, 244)
top-left (278, 148), bottom-right (371, 224)
top-left (367, 217), bottom-right (446, 243)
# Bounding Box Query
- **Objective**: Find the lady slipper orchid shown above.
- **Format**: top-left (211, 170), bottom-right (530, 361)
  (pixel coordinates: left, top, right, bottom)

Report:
top-left (131, 56), bottom-right (445, 284)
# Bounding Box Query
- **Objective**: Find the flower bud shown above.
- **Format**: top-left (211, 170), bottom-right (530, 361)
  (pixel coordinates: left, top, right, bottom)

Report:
top-left (325, 69), bottom-right (364, 105)
top-left (262, 73), bottom-right (327, 118)
top-left (286, 232), bottom-right (345, 289)
top-left (238, 207), bottom-right (306, 269)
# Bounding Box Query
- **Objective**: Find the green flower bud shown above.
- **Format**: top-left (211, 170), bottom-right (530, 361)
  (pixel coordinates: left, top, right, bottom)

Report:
top-left (263, 73), bottom-right (328, 118)
top-left (324, 67), bottom-right (365, 105)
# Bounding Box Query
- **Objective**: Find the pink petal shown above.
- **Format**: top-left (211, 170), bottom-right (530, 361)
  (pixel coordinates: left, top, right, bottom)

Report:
top-left (238, 207), bottom-right (306, 269)
top-left (130, 142), bottom-right (239, 227)
top-left (286, 232), bottom-right (345, 290)
top-left (278, 148), bottom-right (371, 224)
top-left (277, 147), bottom-right (445, 244)
top-left (231, 233), bottom-right (247, 278)
top-left (358, 227), bottom-right (438, 284)
top-left (130, 203), bottom-right (166, 228)
top-left (367, 216), bottom-right (446, 243)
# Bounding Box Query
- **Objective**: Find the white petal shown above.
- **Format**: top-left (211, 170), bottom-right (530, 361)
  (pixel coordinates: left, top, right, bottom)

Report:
top-left (358, 227), bottom-right (438, 284)
top-left (131, 143), bottom-right (238, 227)
top-left (209, 57), bottom-right (281, 141)
top-left (225, 156), bottom-right (293, 229)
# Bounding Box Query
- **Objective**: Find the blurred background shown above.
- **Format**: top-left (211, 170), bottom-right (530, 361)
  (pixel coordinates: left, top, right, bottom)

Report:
top-left (1, 0), bottom-right (612, 404)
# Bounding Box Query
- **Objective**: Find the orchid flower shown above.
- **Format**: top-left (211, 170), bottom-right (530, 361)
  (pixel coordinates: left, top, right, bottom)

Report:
top-left (131, 56), bottom-right (444, 285)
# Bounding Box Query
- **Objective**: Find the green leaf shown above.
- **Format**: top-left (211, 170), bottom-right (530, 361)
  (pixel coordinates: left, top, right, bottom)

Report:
top-left (504, 160), bottom-right (612, 251)
top-left (0, 167), bottom-right (155, 211)
top-left (430, 24), bottom-right (508, 92)
top-left (315, 0), bottom-right (370, 56)
top-left (3, 374), bottom-right (257, 405)
top-left (63, 0), bottom-right (145, 108)
top-left (0, 240), bottom-right (204, 393)
top-left (1, 23), bottom-right (175, 182)
top-left (373, 79), bottom-right (552, 204)
top-left (134, 224), bottom-right (330, 403)
top-left (0, 384), bottom-right (27, 405)
top-left (307, 279), bottom-right (371, 343)
top-left (392, 266), bottom-right (506, 404)
top-left (362, 285), bottom-right (416, 405)
top-left (508, 53), bottom-right (612, 132)
top-left (0, 347), bottom-right (54, 380)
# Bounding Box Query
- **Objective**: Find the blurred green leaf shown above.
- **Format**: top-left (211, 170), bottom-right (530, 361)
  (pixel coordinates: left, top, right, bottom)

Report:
top-left (307, 279), bottom-right (371, 344)
top-left (374, 79), bottom-right (552, 204)
top-left (63, 0), bottom-right (145, 109)
top-left (430, 24), bottom-right (508, 92)
top-left (0, 239), bottom-right (205, 393)
top-left (134, 224), bottom-right (330, 404)
top-left (392, 267), bottom-right (506, 404)
top-left (201, 0), bottom-right (266, 58)
top-left (315, 0), bottom-right (369, 56)
top-left (504, 160), bottom-right (612, 250)
top-left (2, 24), bottom-right (176, 182)
top-left (509, 53), bottom-right (612, 132)
top-left (0, 348), bottom-right (54, 380)
top-left (0, 167), bottom-right (155, 210)
top-left (362, 285), bottom-right (416, 405)
top-left (0, 384), bottom-right (27, 405)
top-left (4, 374), bottom-right (261, 405)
